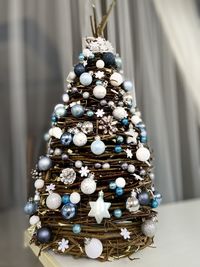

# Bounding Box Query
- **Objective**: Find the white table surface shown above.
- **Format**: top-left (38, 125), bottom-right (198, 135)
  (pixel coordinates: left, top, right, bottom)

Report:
top-left (26, 198), bottom-right (200, 267)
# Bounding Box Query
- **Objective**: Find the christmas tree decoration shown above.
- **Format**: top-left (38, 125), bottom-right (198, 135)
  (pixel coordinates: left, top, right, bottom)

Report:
top-left (25, 0), bottom-right (160, 261)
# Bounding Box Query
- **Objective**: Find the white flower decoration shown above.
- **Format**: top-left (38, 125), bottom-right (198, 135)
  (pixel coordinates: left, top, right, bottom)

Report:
top-left (95, 71), bottom-right (104, 79)
top-left (120, 228), bottom-right (131, 240)
top-left (125, 149), bottom-right (133, 159)
top-left (58, 238), bottom-right (69, 253)
top-left (79, 166), bottom-right (90, 177)
top-left (95, 109), bottom-right (105, 118)
top-left (46, 183), bottom-right (55, 193)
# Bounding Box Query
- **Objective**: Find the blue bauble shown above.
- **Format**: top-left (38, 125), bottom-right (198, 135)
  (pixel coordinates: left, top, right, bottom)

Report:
top-left (61, 203), bottom-right (76, 219)
top-left (96, 80), bottom-right (102, 86)
top-left (121, 118), bottom-right (129, 126)
top-left (71, 104), bottom-right (85, 118)
top-left (86, 110), bottom-right (94, 117)
top-left (102, 52), bottom-right (115, 67)
top-left (122, 81), bottom-right (133, 91)
top-left (38, 156), bottom-right (52, 171)
top-left (51, 114), bottom-right (57, 123)
top-left (36, 227), bottom-right (52, 244)
top-left (78, 53), bottom-right (84, 61)
top-left (138, 192), bottom-right (150, 205)
top-left (109, 181), bottom-right (117, 190)
top-left (62, 194), bottom-right (70, 205)
top-left (114, 145), bottom-right (122, 153)
top-left (115, 56), bottom-right (122, 69)
top-left (150, 199), bottom-right (159, 208)
top-left (60, 132), bottom-right (72, 146)
top-left (136, 122), bottom-right (146, 130)
top-left (115, 187), bottom-right (124, 196)
top-left (113, 209), bottom-right (122, 218)
top-left (116, 135), bottom-right (124, 144)
top-left (140, 136), bottom-right (148, 144)
top-left (54, 106), bottom-right (66, 118)
top-left (74, 63), bottom-right (85, 77)
top-left (79, 72), bottom-right (92, 86)
top-left (154, 190), bottom-right (162, 205)
top-left (72, 224), bottom-right (81, 234)
top-left (91, 140), bottom-right (105, 155)
top-left (24, 201), bottom-right (37, 215)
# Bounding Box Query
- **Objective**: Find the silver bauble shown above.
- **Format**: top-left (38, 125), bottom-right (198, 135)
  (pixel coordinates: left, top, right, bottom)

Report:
top-left (126, 196), bottom-right (140, 212)
top-left (141, 219), bottom-right (157, 237)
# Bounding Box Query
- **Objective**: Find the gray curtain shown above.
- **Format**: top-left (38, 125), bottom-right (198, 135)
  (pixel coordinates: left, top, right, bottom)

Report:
top-left (1, 0), bottom-right (200, 209)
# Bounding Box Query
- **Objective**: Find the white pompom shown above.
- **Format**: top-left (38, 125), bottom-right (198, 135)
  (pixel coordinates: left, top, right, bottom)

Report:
top-left (136, 147), bottom-right (150, 162)
top-left (115, 177), bottom-right (126, 188)
top-left (49, 127), bottom-right (63, 139)
top-left (131, 115), bottom-right (142, 125)
top-left (110, 72), bottom-right (123, 86)
top-left (85, 238), bottom-right (103, 259)
top-left (46, 193), bottom-right (62, 210)
top-left (70, 192), bottom-right (81, 204)
top-left (34, 179), bottom-right (44, 189)
top-left (93, 85), bottom-right (107, 99)
top-left (29, 215), bottom-right (40, 225)
top-left (113, 107), bottom-right (128, 120)
top-left (73, 132), bottom-right (87, 147)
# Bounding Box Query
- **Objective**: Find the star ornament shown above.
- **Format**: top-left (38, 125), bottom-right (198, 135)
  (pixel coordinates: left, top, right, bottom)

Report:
top-left (120, 228), bottom-right (131, 240)
top-left (88, 191), bottom-right (111, 224)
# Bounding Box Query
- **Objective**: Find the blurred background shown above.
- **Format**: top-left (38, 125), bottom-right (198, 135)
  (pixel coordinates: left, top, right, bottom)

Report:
top-left (0, 0), bottom-right (200, 266)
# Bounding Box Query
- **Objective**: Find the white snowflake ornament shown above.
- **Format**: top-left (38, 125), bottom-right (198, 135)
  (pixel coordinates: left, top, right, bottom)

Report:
top-left (125, 149), bottom-right (133, 159)
top-left (120, 228), bottom-right (131, 240)
top-left (95, 109), bottom-right (105, 118)
top-left (79, 166), bottom-right (90, 177)
top-left (46, 183), bottom-right (55, 193)
top-left (58, 238), bottom-right (69, 253)
top-left (95, 71), bottom-right (105, 79)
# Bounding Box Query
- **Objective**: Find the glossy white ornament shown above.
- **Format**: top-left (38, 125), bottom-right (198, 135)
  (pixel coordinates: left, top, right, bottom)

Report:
top-left (85, 238), bottom-right (103, 259)
top-left (80, 72), bottom-right (92, 86)
top-left (136, 147), bottom-right (150, 162)
top-left (115, 177), bottom-right (126, 188)
top-left (131, 115), bottom-right (142, 125)
top-left (73, 132), bottom-right (87, 147)
top-left (96, 60), bottom-right (105, 69)
top-left (93, 85), bottom-right (107, 99)
top-left (81, 177), bottom-right (96, 195)
top-left (113, 107), bottom-right (128, 120)
top-left (29, 215), bottom-right (40, 225)
top-left (141, 219), bottom-right (157, 237)
top-left (46, 193), bottom-right (62, 210)
top-left (70, 192), bottom-right (81, 204)
top-left (128, 164), bottom-right (135, 173)
top-left (75, 160), bottom-right (83, 168)
top-left (54, 148), bottom-right (62, 156)
top-left (49, 127), bottom-right (62, 139)
top-left (91, 140), bottom-right (105, 155)
top-left (67, 71), bottom-right (76, 81)
top-left (62, 93), bottom-right (69, 103)
top-left (34, 179), bottom-right (44, 189)
top-left (83, 92), bottom-right (89, 99)
top-left (110, 72), bottom-right (123, 86)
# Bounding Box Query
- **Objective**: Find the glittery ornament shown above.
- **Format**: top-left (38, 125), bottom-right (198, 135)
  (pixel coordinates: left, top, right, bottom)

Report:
top-left (60, 168), bottom-right (76, 185)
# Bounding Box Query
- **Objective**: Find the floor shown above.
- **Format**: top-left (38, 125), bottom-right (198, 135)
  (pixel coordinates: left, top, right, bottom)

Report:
top-left (0, 208), bottom-right (42, 267)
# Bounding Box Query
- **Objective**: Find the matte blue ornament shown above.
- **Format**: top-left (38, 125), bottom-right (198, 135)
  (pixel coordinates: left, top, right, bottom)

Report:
top-left (24, 200), bottom-right (37, 215)
top-left (113, 209), bottom-right (122, 218)
top-left (91, 140), bottom-right (105, 155)
top-left (122, 80), bottom-right (133, 91)
top-left (121, 118), bottom-right (129, 126)
top-left (150, 199), bottom-right (159, 208)
top-left (138, 192), bottom-right (150, 205)
top-left (62, 194), bottom-right (70, 205)
top-left (114, 145), bottom-right (122, 153)
top-left (36, 227), bottom-right (52, 244)
top-left (72, 224), bottom-right (81, 234)
top-left (102, 52), bottom-right (115, 66)
top-left (96, 80), bottom-right (102, 86)
top-left (60, 132), bottom-right (72, 146)
top-left (140, 135), bottom-right (148, 143)
top-left (116, 135), bottom-right (124, 144)
top-left (80, 72), bottom-right (92, 86)
top-left (38, 156), bottom-right (52, 171)
top-left (115, 187), bottom-right (124, 196)
top-left (71, 104), bottom-right (85, 118)
top-left (86, 110), bottom-right (94, 117)
top-left (115, 56), bottom-right (122, 69)
top-left (61, 203), bottom-right (76, 219)
top-left (154, 190), bottom-right (162, 205)
top-left (78, 53), bottom-right (84, 61)
top-left (51, 114), bottom-right (57, 123)
top-left (74, 63), bottom-right (85, 77)
top-left (109, 181), bottom-right (117, 190)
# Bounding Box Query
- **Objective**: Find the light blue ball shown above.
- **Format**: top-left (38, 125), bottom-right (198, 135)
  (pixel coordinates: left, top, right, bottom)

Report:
top-left (113, 209), bottom-right (122, 218)
top-left (109, 181), bottom-right (117, 190)
top-left (116, 135), bottom-right (124, 144)
top-left (55, 106), bottom-right (66, 118)
top-left (80, 72), bottom-right (92, 86)
top-left (86, 110), bottom-right (94, 117)
top-left (91, 140), bottom-right (105, 155)
top-left (115, 56), bottom-right (122, 69)
top-left (62, 194), bottom-right (70, 204)
top-left (38, 156), bottom-right (52, 171)
top-left (154, 191), bottom-right (162, 205)
top-left (123, 80), bottom-right (133, 91)
top-left (96, 80), bottom-right (102, 86)
top-left (114, 145), bottom-right (122, 153)
top-left (151, 199), bottom-right (159, 209)
top-left (72, 224), bottom-right (81, 234)
top-left (71, 104), bottom-right (85, 118)
top-left (61, 203), bottom-right (76, 219)
top-left (79, 53), bottom-right (84, 61)
top-left (121, 118), bottom-right (129, 126)
top-left (115, 187), bottom-right (124, 196)
top-left (24, 201), bottom-right (37, 215)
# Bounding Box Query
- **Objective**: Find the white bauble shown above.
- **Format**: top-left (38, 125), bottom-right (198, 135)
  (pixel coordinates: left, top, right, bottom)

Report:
top-left (115, 177), bottom-right (126, 188)
top-left (29, 215), bottom-right (40, 226)
top-left (128, 164), bottom-right (135, 173)
top-left (81, 178), bottom-right (96, 195)
top-left (141, 219), bottom-right (156, 237)
top-left (85, 238), bottom-right (103, 259)
top-left (62, 93), bottom-right (69, 103)
top-left (96, 60), bottom-right (105, 69)
top-left (67, 71), bottom-right (76, 81)
top-left (136, 147), bottom-right (150, 162)
top-left (73, 132), bottom-right (87, 147)
top-left (110, 72), bottom-right (123, 86)
top-left (131, 115), bottom-right (142, 125)
top-left (75, 160), bottom-right (83, 168)
top-left (113, 107), bottom-right (128, 120)
top-left (34, 179), bottom-right (44, 189)
top-left (46, 193), bottom-right (62, 210)
top-left (93, 85), bottom-right (107, 99)
top-left (49, 127), bottom-right (63, 139)
top-left (70, 192), bottom-right (81, 204)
